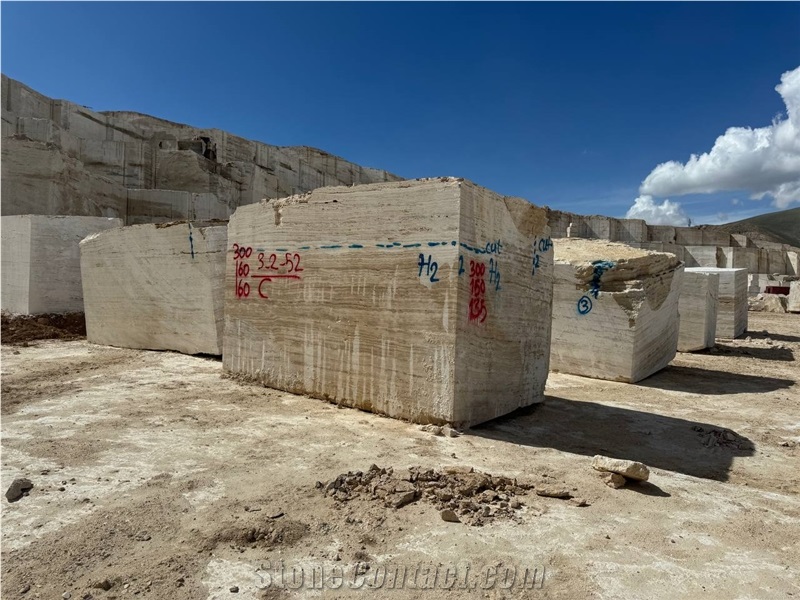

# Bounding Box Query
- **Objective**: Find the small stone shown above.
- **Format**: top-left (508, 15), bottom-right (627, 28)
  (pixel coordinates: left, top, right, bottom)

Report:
top-left (441, 465), bottom-right (473, 475)
top-left (510, 499), bottom-right (522, 509)
top-left (92, 580), bottom-right (113, 591)
top-left (591, 455), bottom-right (649, 481)
top-left (602, 472), bottom-right (627, 489)
top-left (58, 487), bottom-right (66, 492)
top-left (230, 586), bottom-right (239, 593)
top-left (63, 593), bottom-right (72, 599)
top-left (5, 478), bottom-right (34, 502)
top-left (569, 497), bottom-right (589, 507)
top-left (442, 426), bottom-right (460, 438)
top-left (388, 490), bottom-right (416, 509)
top-left (20, 584), bottom-right (31, 594)
top-left (440, 509), bottom-right (460, 523)
top-left (429, 426), bottom-right (443, 436)
top-left (134, 532), bottom-right (151, 541)
top-left (535, 486), bottom-right (572, 499)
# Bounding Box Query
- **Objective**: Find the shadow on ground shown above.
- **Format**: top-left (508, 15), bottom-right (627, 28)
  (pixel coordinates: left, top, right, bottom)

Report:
top-left (709, 343), bottom-right (794, 362)
top-left (746, 329), bottom-right (800, 343)
top-left (639, 365), bottom-right (795, 394)
top-left (472, 395), bottom-right (756, 481)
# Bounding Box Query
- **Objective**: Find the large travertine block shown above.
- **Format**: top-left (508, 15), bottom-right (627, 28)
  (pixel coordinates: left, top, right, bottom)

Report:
top-left (1, 215), bottom-right (122, 314)
top-left (80, 222), bottom-right (227, 355)
top-left (788, 282), bottom-right (800, 313)
top-left (689, 268), bottom-right (748, 338)
top-left (222, 178), bottom-right (554, 426)
top-left (678, 270), bottom-right (719, 352)
top-left (550, 239), bottom-right (683, 383)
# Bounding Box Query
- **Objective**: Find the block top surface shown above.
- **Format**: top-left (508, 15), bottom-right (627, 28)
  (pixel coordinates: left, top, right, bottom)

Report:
top-left (552, 238), bottom-right (681, 280)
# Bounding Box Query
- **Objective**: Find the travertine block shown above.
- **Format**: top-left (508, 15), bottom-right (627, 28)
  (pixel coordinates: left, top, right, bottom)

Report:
top-left (684, 245), bottom-right (722, 268)
top-left (222, 178), bottom-right (554, 426)
top-left (80, 222), bottom-right (227, 355)
top-left (689, 268), bottom-right (748, 338)
top-left (1, 215), bottom-right (122, 314)
top-left (787, 282), bottom-right (800, 313)
top-left (678, 270), bottom-right (719, 352)
top-left (550, 239), bottom-right (683, 383)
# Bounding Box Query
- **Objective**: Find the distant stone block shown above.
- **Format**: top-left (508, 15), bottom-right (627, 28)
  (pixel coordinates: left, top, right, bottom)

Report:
top-left (80, 222), bottom-right (227, 355)
top-left (688, 268), bottom-right (748, 338)
top-left (550, 239), bottom-right (683, 383)
top-left (222, 178), bottom-right (554, 426)
top-left (1, 215), bottom-right (122, 314)
top-left (787, 282), bottom-right (800, 313)
top-left (678, 270), bottom-right (719, 352)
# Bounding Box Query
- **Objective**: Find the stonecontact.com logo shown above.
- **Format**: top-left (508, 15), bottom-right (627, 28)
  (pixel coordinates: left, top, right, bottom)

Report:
top-left (254, 560), bottom-right (546, 591)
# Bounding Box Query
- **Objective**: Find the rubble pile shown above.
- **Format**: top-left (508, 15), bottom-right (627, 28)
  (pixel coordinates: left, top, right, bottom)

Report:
top-left (318, 465), bottom-right (532, 526)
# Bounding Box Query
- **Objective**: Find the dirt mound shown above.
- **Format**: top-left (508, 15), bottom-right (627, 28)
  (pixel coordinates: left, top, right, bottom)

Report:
top-left (319, 464), bottom-right (533, 526)
top-left (1, 312), bottom-right (86, 345)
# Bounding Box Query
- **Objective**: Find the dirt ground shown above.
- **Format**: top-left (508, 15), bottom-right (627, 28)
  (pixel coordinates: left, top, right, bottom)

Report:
top-left (1, 312), bottom-right (799, 599)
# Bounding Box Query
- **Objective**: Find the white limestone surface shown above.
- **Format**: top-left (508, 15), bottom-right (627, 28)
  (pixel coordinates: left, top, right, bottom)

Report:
top-left (80, 222), bottom-right (227, 355)
top-left (222, 178), bottom-right (554, 427)
top-left (688, 268), bottom-right (748, 339)
top-left (1, 215), bottom-right (122, 314)
top-left (550, 239), bottom-right (683, 383)
top-left (678, 270), bottom-right (719, 352)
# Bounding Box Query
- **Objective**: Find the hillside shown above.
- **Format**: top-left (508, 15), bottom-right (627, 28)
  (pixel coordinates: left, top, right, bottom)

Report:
top-left (710, 207), bottom-right (800, 248)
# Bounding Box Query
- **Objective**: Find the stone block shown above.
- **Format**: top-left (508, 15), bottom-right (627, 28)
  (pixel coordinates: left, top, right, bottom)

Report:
top-left (702, 229), bottom-right (732, 247)
top-left (683, 246), bottom-right (722, 268)
top-left (585, 216), bottom-right (619, 241)
top-left (647, 225), bottom-right (676, 244)
top-left (678, 270), bottom-right (719, 352)
top-left (1, 215), bottom-right (122, 314)
top-left (617, 219), bottom-right (647, 244)
top-left (549, 239), bottom-right (683, 383)
top-left (788, 282), bottom-right (800, 313)
top-left (80, 222), bottom-right (227, 355)
top-left (675, 227), bottom-right (703, 246)
top-left (222, 178), bottom-right (554, 427)
top-left (787, 251), bottom-right (799, 276)
top-left (688, 268), bottom-right (748, 338)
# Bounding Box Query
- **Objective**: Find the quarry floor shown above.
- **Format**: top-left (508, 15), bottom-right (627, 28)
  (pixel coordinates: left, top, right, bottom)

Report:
top-left (1, 313), bottom-right (799, 600)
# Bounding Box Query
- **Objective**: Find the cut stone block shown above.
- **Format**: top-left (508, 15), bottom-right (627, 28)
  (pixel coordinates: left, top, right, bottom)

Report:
top-left (788, 282), bottom-right (800, 313)
top-left (678, 269), bottom-right (719, 352)
top-left (1, 215), bottom-right (122, 314)
top-left (80, 222), bottom-right (227, 355)
top-left (222, 178), bottom-right (554, 427)
top-left (683, 245), bottom-right (722, 268)
top-left (688, 268), bottom-right (748, 339)
top-left (550, 239), bottom-right (683, 383)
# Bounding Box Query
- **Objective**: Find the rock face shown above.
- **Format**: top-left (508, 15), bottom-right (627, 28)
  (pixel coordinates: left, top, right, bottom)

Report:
top-left (80, 222), bottom-right (227, 355)
top-left (2, 75), bottom-right (401, 222)
top-left (789, 282), bottom-right (800, 313)
top-left (688, 268), bottom-right (748, 338)
top-left (591, 455), bottom-right (650, 481)
top-left (222, 178), bottom-right (554, 426)
top-left (549, 239), bottom-right (683, 383)
top-left (678, 269), bottom-right (719, 352)
top-left (1, 215), bottom-right (122, 314)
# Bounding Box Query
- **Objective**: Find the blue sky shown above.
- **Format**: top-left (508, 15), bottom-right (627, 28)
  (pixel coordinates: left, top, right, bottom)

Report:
top-left (2, 2), bottom-right (799, 225)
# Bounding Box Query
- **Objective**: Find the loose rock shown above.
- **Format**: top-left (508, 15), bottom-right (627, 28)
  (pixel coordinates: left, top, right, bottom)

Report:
top-left (535, 486), bottom-right (572, 499)
top-left (440, 509), bottom-right (460, 523)
top-left (591, 455), bottom-right (650, 481)
top-left (602, 472), bottom-right (627, 489)
top-left (5, 478), bottom-right (33, 502)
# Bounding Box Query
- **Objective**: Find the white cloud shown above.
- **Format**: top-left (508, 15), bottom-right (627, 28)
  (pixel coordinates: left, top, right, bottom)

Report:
top-left (638, 65), bottom-right (800, 209)
top-left (625, 194), bottom-right (690, 226)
